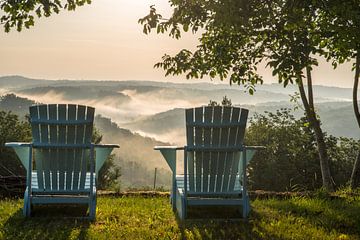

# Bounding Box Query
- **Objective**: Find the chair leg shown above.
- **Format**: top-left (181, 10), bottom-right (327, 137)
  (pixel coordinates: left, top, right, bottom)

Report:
top-left (23, 187), bottom-right (31, 217)
top-left (89, 191), bottom-right (97, 221)
top-left (171, 183), bottom-right (176, 212)
top-left (242, 195), bottom-right (250, 219)
top-left (176, 189), bottom-right (187, 220)
top-left (179, 195), bottom-right (187, 220)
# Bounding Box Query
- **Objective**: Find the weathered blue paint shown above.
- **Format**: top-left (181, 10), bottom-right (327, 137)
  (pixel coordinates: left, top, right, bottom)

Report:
top-left (5, 104), bottom-right (119, 220)
top-left (155, 106), bottom-right (264, 221)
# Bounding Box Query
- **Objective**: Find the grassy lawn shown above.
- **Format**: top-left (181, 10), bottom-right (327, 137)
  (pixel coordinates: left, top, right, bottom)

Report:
top-left (0, 194), bottom-right (359, 240)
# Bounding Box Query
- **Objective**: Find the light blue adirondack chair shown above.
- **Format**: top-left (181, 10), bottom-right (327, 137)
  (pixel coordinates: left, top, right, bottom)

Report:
top-left (6, 104), bottom-right (119, 220)
top-left (155, 106), bottom-right (264, 220)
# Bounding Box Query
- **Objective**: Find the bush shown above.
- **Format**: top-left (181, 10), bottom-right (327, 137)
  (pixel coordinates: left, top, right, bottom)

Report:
top-left (246, 109), bottom-right (359, 191)
top-left (0, 111), bottom-right (31, 177)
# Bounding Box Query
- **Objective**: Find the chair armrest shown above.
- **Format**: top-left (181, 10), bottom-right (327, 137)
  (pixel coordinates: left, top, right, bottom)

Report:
top-left (5, 142), bottom-right (32, 147)
top-left (93, 144), bottom-right (119, 175)
top-left (154, 146), bottom-right (184, 150)
top-left (5, 142), bottom-right (33, 171)
top-left (154, 146), bottom-right (185, 173)
top-left (238, 145), bottom-right (265, 177)
top-left (243, 145), bottom-right (266, 150)
top-left (93, 144), bottom-right (120, 148)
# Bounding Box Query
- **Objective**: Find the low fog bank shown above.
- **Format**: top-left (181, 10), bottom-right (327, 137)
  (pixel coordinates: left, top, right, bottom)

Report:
top-left (1, 78), bottom-right (359, 189)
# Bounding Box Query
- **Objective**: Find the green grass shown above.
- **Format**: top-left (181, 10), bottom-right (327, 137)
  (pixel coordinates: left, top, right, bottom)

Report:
top-left (0, 194), bottom-right (359, 240)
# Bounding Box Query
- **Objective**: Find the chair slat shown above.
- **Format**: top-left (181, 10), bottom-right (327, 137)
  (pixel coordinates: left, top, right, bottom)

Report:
top-left (30, 119), bottom-right (93, 125)
top-left (30, 106), bottom-right (45, 189)
top-left (76, 106), bottom-right (86, 144)
top-left (30, 106), bottom-right (40, 143)
top-left (227, 108), bottom-right (241, 191)
top-left (77, 106), bottom-right (87, 190)
top-left (185, 108), bottom-right (195, 191)
top-left (38, 105), bottom-right (51, 190)
top-left (34, 149), bottom-right (44, 190)
top-left (185, 108), bottom-right (194, 147)
top-left (67, 105), bottom-right (76, 144)
top-left (229, 108), bottom-right (240, 146)
top-left (202, 107), bottom-right (212, 192)
top-left (48, 105), bottom-right (58, 190)
top-left (57, 105), bottom-right (67, 190)
top-left (209, 107), bottom-right (222, 192)
top-left (228, 152), bottom-right (240, 191)
top-left (42, 149), bottom-right (51, 190)
top-left (71, 106), bottom-right (85, 190)
top-left (58, 105), bottom-right (67, 144)
top-left (67, 105), bottom-right (77, 190)
top-left (38, 105), bottom-right (49, 144)
top-left (220, 107), bottom-right (232, 192)
top-left (216, 107), bottom-right (231, 192)
top-left (194, 107), bottom-right (203, 192)
top-left (84, 106), bottom-right (95, 144)
top-left (73, 149), bottom-right (82, 190)
top-left (79, 150), bottom-right (89, 190)
top-left (236, 108), bottom-right (249, 146)
top-left (187, 153), bottom-right (195, 191)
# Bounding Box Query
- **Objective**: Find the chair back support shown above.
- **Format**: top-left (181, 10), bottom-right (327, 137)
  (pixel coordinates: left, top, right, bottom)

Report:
top-left (29, 104), bottom-right (95, 191)
top-left (185, 106), bottom-right (248, 193)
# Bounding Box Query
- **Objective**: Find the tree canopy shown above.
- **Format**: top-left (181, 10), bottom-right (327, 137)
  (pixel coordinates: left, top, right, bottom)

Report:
top-left (0, 0), bottom-right (91, 32)
top-left (247, 109), bottom-right (358, 191)
top-left (139, 0), bottom-right (336, 190)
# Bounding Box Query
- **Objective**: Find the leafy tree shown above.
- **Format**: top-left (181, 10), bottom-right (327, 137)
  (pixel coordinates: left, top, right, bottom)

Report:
top-left (317, 0), bottom-right (360, 188)
top-left (140, 1), bottom-right (334, 190)
top-left (0, 0), bottom-right (91, 32)
top-left (246, 109), bottom-right (358, 191)
top-left (208, 96), bottom-right (232, 107)
top-left (0, 94), bottom-right (36, 117)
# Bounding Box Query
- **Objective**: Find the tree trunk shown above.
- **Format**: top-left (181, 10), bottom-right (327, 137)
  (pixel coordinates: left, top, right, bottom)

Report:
top-left (350, 51), bottom-right (360, 189)
top-left (306, 66), bottom-right (314, 110)
top-left (298, 74), bottom-right (334, 191)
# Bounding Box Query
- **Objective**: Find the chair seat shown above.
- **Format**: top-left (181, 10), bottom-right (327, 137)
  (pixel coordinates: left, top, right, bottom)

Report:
top-left (31, 171), bottom-right (96, 193)
top-left (175, 175), bottom-right (243, 196)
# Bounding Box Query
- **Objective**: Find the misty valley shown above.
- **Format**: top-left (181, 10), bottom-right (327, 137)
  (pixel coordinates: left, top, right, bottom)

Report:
top-left (0, 75), bottom-right (358, 190)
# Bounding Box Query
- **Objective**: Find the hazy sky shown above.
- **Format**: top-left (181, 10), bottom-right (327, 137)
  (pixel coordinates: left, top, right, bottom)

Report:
top-left (0, 0), bottom-right (356, 88)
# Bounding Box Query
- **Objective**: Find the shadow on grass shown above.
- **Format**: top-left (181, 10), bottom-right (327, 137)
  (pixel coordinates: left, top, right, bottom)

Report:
top-left (2, 205), bottom-right (91, 240)
top-left (175, 206), bottom-right (281, 240)
top-left (264, 196), bottom-right (360, 236)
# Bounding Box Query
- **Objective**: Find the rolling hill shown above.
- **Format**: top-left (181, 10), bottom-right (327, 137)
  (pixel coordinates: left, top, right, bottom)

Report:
top-left (0, 94), bottom-right (172, 188)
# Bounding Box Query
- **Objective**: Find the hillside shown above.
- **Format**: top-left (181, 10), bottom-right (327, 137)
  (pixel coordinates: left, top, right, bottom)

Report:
top-left (1, 75), bottom-right (358, 101)
top-left (0, 94), bottom-right (172, 188)
top-left (123, 101), bottom-right (360, 143)
top-left (0, 94), bottom-right (36, 117)
top-left (94, 115), bottom-right (171, 187)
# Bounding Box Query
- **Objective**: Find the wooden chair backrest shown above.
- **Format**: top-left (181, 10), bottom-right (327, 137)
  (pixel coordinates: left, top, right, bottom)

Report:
top-left (29, 104), bottom-right (95, 191)
top-left (185, 106), bottom-right (248, 193)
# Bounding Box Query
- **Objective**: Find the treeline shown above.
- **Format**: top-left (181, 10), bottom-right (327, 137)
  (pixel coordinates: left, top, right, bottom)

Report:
top-left (247, 109), bottom-right (359, 191)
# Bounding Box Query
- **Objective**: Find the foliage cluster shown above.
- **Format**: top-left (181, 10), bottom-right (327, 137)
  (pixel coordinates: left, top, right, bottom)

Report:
top-left (0, 111), bottom-right (31, 177)
top-left (0, 0), bottom-right (91, 32)
top-left (246, 109), bottom-right (359, 191)
top-left (138, 0), bottom-right (360, 191)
